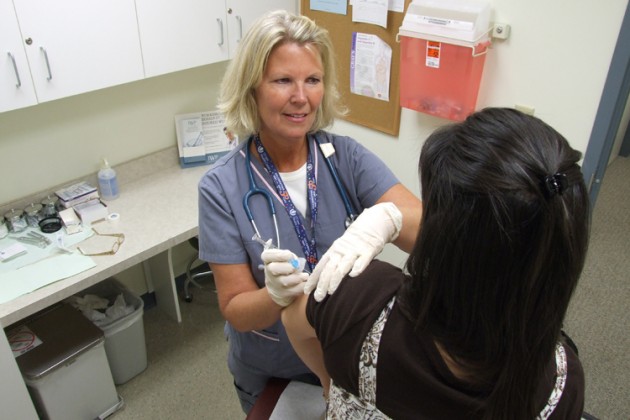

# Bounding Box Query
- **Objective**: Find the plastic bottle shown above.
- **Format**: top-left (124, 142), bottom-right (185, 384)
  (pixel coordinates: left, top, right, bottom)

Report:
top-left (98, 158), bottom-right (119, 200)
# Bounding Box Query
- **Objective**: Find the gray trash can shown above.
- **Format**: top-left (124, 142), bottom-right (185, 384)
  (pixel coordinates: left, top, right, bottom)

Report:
top-left (76, 278), bottom-right (148, 385)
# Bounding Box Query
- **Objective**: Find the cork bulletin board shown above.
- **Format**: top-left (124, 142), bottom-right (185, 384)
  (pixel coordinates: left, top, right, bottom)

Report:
top-left (301, 0), bottom-right (411, 136)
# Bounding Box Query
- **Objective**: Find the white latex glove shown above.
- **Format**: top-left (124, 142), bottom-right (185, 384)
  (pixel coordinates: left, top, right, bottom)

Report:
top-left (304, 202), bottom-right (402, 301)
top-left (262, 248), bottom-right (308, 307)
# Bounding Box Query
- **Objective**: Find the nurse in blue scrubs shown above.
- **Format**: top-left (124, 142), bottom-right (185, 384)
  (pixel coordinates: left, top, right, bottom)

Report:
top-left (197, 10), bottom-right (422, 414)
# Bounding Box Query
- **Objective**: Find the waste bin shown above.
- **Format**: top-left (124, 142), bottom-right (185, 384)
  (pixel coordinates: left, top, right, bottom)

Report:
top-left (398, 0), bottom-right (492, 121)
top-left (73, 278), bottom-right (148, 385)
top-left (7, 303), bottom-right (123, 420)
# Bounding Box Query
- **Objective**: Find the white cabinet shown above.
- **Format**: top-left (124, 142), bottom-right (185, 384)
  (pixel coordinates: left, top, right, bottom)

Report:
top-left (12, 0), bottom-right (144, 104)
top-left (1, 1), bottom-right (299, 114)
top-left (0, 0), bottom-right (37, 113)
top-left (225, 1), bottom-right (298, 59)
top-left (137, 0), bottom-right (298, 78)
top-left (135, 0), bottom-right (229, 78)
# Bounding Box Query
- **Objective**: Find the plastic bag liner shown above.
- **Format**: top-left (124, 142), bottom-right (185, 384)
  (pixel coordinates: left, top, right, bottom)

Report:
top-left (67, 292), bottom-right (134, 327)
top-left (68, 278), bottom-right (147, 385)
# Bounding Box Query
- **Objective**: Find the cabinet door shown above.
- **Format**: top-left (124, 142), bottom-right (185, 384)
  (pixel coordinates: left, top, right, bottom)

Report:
top-left (136, 0), bottom-right (229, 78)
top-left (13, 0), bottom-right (144, 103)
top-left (226, 0), bottom-right (298, 58)
top-left (0, 0), bottom-right (37, 113)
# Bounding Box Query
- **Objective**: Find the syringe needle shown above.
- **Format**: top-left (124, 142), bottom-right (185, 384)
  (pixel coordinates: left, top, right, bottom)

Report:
top-left (252, 234), bottom-right (275, 250)
top-left (253, 234), bottom-right (300, 269)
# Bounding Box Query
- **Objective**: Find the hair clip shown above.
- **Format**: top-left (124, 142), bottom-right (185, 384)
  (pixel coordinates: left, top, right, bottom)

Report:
top-left (542, 173), bottom-right (568, 198)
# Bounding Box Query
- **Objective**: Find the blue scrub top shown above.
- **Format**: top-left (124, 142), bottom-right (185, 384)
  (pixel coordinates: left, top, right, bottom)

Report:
top-left (197, 130), bottom-right (399, 378)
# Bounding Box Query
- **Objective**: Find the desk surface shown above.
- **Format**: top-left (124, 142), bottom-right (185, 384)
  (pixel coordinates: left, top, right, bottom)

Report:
top-left (0, 151), bottom-right (209, 327)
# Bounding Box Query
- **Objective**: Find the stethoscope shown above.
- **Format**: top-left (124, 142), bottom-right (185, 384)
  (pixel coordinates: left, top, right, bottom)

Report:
top-left (243, 135), bottom-right (357, 248)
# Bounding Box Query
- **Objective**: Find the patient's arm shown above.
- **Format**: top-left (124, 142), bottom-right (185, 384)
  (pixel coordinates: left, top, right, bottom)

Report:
top-left (281, 294), bottom-right (331, 396)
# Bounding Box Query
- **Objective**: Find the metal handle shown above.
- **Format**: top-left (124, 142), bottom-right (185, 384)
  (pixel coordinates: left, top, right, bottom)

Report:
top-left (217, 18), bottom-right (224, 46)
top-left (40, 46), bottom-right (52, 81)
top-left (236, 15), bottom-right (243, 42)
top-left (8, 52), bottom-right (22, 87)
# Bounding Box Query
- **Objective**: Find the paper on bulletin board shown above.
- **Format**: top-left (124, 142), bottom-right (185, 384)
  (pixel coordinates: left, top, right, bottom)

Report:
top-left (350, 33), bottom-right (392, 101)
top-left (175, 110), bottom-right (238, 168)
top-left (310, 0), bottom-right (347, 15)
top-left (352, 0), bottom-right (388, 28)
top-left (350, 0), bottom-right (405, 13)
top-left (387, 0), bottom-right (405, 12)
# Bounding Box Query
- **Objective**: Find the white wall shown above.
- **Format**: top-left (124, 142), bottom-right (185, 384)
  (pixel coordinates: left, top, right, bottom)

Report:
top-left (0, 61), bottom-right (229, 204)
top-left (478, 0), bottom-right (626, 156)
top-left (0, 0), bottom-right (627, 272)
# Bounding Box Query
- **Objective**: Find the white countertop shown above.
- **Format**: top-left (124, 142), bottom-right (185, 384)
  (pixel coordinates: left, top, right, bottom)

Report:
top-left (0, 152), bottom-right (209, 327)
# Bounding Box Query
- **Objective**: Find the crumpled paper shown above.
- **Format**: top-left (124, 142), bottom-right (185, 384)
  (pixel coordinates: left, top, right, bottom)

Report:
top-left (67, 293), bottom-right (134, 327)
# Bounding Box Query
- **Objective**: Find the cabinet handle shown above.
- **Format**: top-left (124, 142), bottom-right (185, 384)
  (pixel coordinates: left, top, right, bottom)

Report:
top-left (236, 16), bottom-right (243, 42)
top-left (40, 47), bottom-right (53, 81)
top-left (217, 18), bottom-right (224, 46)
top-left (7, 52), bottom-right (22, 88)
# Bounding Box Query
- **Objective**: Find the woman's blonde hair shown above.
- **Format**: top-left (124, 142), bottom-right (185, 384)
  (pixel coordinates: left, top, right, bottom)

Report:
top-left (217, 10), bottom-right (346, 137)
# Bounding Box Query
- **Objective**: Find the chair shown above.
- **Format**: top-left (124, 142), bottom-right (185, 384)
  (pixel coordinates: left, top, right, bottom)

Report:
top-left (246, 378), bottom-right (326, 420)
top-left (183, 237), bottom-right (214, 302)
top-left (246, 378), bottom-right (290, 420)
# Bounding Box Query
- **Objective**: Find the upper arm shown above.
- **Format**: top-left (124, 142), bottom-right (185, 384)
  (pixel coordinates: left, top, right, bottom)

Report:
top-left (337, 136), bottom-right (422, 248)
top-left (282, 294), bottom-right (330, 391)
top-left (282, 294), bottom-right (315, 340)
top-left (377, 183), bottom-right (422, 252)
top-left (198, 162), bottom-right (250, 264)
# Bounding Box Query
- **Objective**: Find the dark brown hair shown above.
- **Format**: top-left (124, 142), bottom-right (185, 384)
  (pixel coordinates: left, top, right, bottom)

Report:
top-left (401, 107), bottom-right (590, 419)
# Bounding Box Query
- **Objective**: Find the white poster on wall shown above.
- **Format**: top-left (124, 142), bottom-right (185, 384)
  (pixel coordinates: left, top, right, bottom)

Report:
top-left (350, 32), bottom-right (392, 101)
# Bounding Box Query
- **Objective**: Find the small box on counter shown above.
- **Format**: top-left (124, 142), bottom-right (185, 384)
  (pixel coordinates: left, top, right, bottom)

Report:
top-left (55, 182), bottom-right (100, 208)
top-left (74, 200), bottom-right (109, 226)
top-left (58, 208), bottom-right (83, 235)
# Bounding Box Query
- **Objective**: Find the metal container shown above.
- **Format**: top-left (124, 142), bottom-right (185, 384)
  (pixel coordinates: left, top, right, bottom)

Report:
top-left (4, 208), bottom-right (28, 233)
top-left (41, 195), bottom-right (60, 217)
top-left (0, 219), bottom-right (8, 239)
top-left (24, 203), bottom-right (44, 228)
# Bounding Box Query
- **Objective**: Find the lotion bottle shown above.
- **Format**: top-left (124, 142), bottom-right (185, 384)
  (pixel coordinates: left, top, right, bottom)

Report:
top-left (98, 158), bottom-right (119, 200)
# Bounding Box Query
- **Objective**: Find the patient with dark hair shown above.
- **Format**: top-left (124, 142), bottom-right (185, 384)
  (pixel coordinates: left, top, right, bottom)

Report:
top-left (283, 107), bottom-right (589, 419)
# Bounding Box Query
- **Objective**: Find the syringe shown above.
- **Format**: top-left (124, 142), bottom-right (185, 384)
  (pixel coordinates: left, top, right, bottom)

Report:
top-left (253, 234), bottom-right (302, 270)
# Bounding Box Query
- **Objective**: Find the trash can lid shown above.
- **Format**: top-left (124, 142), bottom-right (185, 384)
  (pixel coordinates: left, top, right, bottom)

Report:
top-left (8, 303), bottom-right (104, 380)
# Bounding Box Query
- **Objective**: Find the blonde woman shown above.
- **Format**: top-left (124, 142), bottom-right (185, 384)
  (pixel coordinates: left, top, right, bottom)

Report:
top-left (198, 10), bottom-right (421, 413)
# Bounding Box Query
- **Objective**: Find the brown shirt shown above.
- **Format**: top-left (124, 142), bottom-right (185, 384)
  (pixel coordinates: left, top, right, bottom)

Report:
top-left (307, 260), bottom-right (584, 419)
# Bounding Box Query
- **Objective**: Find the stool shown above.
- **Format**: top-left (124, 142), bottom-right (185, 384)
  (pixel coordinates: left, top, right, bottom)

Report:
top-left (246, 378), bottom-right (326, 419)
top-left (183, 237), bottom-right (214, 302)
